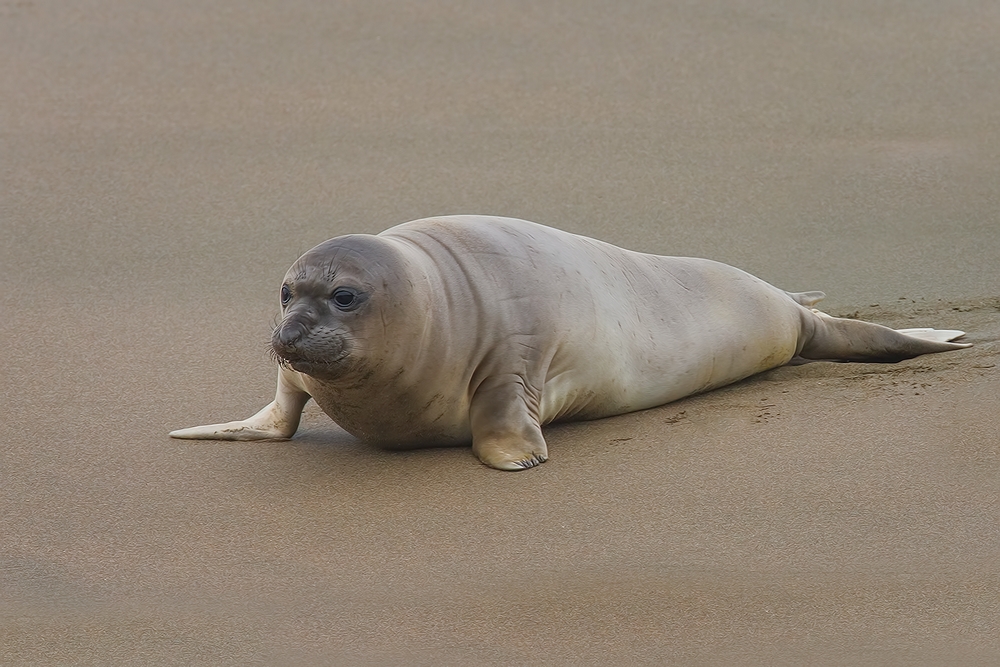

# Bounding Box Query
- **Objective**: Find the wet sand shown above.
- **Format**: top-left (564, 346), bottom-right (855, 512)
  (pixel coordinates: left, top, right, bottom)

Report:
top-left (2, 1), bottom-right (998, 664)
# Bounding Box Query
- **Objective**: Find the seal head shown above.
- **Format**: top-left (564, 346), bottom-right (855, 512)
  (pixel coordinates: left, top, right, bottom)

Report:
top-left (271, 235), bottom-right (412, 382)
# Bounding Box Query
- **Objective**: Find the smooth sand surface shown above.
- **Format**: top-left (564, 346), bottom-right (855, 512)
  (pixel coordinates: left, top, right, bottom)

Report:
top-left (2, 1), bottom-right (998, 665)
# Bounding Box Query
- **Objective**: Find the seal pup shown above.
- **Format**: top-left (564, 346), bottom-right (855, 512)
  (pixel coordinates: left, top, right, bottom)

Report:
top-left (170, 215), bottom-right (969, 470)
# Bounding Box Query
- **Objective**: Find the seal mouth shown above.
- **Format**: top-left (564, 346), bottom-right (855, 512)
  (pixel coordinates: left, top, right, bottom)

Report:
top-left (270, 344), bottom-right (350, 377)
top-left (286, 356), bottom-right (347, 375)
top-left (269, 318), bottom-right (354, 378)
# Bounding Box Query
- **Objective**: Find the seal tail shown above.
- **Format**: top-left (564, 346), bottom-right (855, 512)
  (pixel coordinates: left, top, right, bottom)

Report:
top-left (797, 311), bottom-right (971, 363)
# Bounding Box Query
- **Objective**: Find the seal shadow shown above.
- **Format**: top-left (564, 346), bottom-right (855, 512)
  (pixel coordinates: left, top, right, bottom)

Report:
top-left (283, 372), bottom-right (795, 474)
top-left (281, 409), bottom-right (477, 472)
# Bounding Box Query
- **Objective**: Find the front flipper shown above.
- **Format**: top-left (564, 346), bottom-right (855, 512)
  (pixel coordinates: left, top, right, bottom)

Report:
top-left (169, 367), bottom-right (311, 441)
top-left (469, 376), bottom-right (548, 471)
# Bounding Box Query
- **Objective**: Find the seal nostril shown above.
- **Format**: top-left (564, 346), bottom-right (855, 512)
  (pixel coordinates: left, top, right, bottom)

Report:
top-left (276, 323), bottom-right (303, 347)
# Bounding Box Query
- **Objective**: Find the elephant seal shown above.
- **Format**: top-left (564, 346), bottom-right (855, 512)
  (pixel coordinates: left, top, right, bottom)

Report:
top-left (170, 215), bottom-right (970, 470)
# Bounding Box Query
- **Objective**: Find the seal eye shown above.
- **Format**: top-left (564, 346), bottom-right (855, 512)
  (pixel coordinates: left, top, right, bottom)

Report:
top-left (280, 285), bottom-right (292, 306)
top-left (332, 288), bottom-right (359, 310)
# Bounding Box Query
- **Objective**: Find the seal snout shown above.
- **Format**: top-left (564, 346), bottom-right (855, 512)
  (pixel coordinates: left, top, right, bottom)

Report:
top-left (270, 314), bottom-right (350, 377)
top-left (271, 318), bottom-right (312, 362)
top-left (275, 321), bottom-right (307, 348)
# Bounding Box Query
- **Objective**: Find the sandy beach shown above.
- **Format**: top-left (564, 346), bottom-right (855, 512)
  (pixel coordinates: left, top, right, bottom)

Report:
top-left (2, 1), bottom-right (998, 664)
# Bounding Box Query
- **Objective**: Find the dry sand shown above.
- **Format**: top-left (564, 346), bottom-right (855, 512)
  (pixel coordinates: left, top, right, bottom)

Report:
top-left (2, 1), bottom-right (998, 665)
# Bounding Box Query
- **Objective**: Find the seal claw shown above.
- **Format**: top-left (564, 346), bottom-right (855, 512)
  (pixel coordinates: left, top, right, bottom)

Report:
top-left (478, 450), bottom-right (548, 471)
top-left (514, 454), bottom-right (547, 469)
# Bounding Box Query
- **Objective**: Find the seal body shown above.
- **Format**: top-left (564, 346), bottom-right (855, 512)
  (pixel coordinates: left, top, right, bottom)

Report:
top-left (170, 215), bottom-right (969, 470)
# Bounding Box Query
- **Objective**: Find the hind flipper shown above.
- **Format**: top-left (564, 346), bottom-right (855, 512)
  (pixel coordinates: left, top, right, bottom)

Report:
top-left (798, 312), bottom-right (971, 363)
top-left (894, 328), bottom-right (969, 344)
top-left (786, 290), bottom-right (826, 307)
